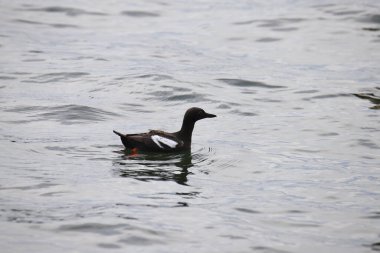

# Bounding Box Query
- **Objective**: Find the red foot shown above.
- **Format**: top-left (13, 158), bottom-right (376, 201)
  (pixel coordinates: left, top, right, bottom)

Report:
top-left (130, 148), bottom-right (139, 156)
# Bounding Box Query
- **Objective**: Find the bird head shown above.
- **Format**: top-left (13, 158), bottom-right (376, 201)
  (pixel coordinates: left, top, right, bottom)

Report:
top-left (184, 107), bottom-right (216, 122)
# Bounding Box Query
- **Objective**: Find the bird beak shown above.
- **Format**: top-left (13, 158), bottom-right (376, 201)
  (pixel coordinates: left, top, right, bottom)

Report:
top-left (204, 112), bottom-right (216, 118)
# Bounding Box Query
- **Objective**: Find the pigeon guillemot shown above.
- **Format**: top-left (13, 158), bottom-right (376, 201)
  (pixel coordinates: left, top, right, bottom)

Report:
top-left (113, 107), bottom-right (216, 152)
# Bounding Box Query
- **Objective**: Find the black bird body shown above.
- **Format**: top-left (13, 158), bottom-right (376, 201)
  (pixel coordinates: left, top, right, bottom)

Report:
top-left (113, 107), bottom-right (216, 152)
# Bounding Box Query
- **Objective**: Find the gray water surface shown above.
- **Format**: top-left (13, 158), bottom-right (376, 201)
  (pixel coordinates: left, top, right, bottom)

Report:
top-left (1, 0), bottom-right (380, 252)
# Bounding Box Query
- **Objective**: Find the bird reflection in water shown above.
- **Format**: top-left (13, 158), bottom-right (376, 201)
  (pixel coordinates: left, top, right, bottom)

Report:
top-left (114, 150), bottom-right (193, 186)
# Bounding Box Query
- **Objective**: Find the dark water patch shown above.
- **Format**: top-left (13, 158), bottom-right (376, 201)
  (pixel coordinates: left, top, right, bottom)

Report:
top-left (5, 104), bottom-right (119, 124)
top-left (233, 20), bottom-right (257, 25)
top-left (58, 223), bottom-right (127, 235)
top-left (136, 74), bottom-right (173, 81)
top-left (147, 90), bottom-right (173, 98)
top-left (294, 149), bottom-right (322, 153)
top-left (15, 20), bottom-right (82, 29)
top-left (10, 72), bottom-right (31, 75)
top-left (363, 27), bottom-right (380, 32)
top-left (14, 19), bottom-right (44, 25)
top-left (330, 10), bottom-right (364, 16)
top-left (251, 246), bottom-right (291, 253)
top-left (40, 191), bottom-right (69, 197)
top-left (230, 109), bottom-right (257, 117)
top-left (0, 183), bottom-right (57, 191)
top-left (235, 207), bottom-right (260, 214)
top-left (23, 72), bottom-right (89, 83)
top-left (288, 222), bottom-right (319, 228)
top-left (272, 27), bottom-right (298, 32)
top-left (166, 93), bottom-right (206, 102)
top-left (116, 202), bottom-right (184, 209)
top-left (358, 14), bottom-right (380, 24)
top-left (0, 76), bottom-right (16, 80)
top-left (50, 23), bottom-right (80, 28)
top-left (45, 146), bottom-right (100, 157)
top-left (256, 37), bottom-right (282, 42)
top-left (332, 30), bottom-right (349, 35)
top-left (220, 234), bottom-right (246, 240)
top-left (23, 6), bottom-right (107, 16)
top-left (217, 104), bottom-right (231, 109)
top-left (356, 139), bottom-right (380, 150)
top-left (119, 104), bottom-right (153, 113)
top-left (161, 85), bottom-right (191, 92)
top-left (23, 59), bottom-right (45, 62)
top-left (360, 127), bottom-right (380, 132)
top-left (118, 236), bottom-right (163, 245)
top-left (228, 37), bottom-right (245, 41)
top-left (255, 98), bottom-right (283, 103)
top-left (5, 209), bottom-right (44, 224)
top-left (363, 212), bottom-right (380, 219)
top-left (97, 243), bottom-right (121, 249)
top-left (0, 85), bottom-right (6, 89)
top-left (294, 89), bottom-right (319, 94)
top-left (259, 19), bottom-right (304, 28)
top-left (304, 93), bottom-right (352, 101)
top-left (312, 4), bottom-right (337, 9)
top-left (114, 76), bottom-right (128, 80)
top-left (234, 18), bottom-right (305, 27)
top-left (217, 78), bottom-right (286, 89)
top-left (120, 102), bottom-right (144, 108)
top-left (286, 210), bottom-right (307, 213)
top-left (121, 11), bottom-right (160, 17)
top-left (361, 155), bottom-right (376, 160)
top-left (241, 90), bottom-right (256, 94)
top-left (318, 132), bottom-right (339, 136)
top-left (29, 50), bottom-right (44, 53)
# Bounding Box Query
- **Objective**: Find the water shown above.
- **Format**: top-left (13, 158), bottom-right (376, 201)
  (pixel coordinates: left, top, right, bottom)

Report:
top-left (1, 0), bottom-right (380, 252)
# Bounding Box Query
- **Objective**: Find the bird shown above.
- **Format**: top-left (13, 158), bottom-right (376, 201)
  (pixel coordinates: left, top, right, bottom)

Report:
top-left (113, 107), bottom-right (216, 152)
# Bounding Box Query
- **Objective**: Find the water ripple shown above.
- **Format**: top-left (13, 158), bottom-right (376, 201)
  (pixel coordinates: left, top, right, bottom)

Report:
top-left (22, 6), bottom-right (107, 16)
top-left (304, 93), bottom-right (352, 101)
top-left (234, 18), bottom-right (305, 27)
top-left (121, 11), bottom-right (160, 18)
top-left (5, 104), bottom-right (119, 124)
top-left (23, 72), bottom-right (89, 83)
top-left (256, 37), bottom-right (282, 42)
top-left (58, 223), bottom-right (127, 235)
top-left (14, 19), bottom-right (80, 29)
top-left (217, 78), bottom-right (286, 89)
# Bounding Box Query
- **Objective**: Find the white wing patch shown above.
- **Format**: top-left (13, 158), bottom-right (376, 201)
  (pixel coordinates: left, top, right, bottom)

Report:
top-left (151, 135), bottom-right (178, 149)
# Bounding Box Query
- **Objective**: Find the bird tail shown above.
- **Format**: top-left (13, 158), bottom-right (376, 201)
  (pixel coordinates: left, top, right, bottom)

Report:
top-left (113, 130), bottom-right (125, 137)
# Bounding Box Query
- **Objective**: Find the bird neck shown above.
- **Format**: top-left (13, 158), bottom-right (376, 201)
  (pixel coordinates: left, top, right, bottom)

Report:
top-left (178, 118), bottom-right (196, 146)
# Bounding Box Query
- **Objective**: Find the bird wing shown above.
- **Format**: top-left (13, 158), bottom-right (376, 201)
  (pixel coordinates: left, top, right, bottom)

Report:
top-left (114, 130), bottom-right (183, 151)
top-left (147, 131), bottom-right (183, 151)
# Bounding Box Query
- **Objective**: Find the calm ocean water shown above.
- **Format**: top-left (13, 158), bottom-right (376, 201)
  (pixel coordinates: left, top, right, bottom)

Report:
top-left (1, 0), bottom-right (380, 252)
